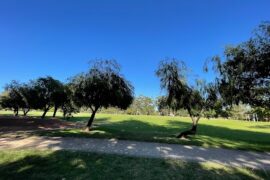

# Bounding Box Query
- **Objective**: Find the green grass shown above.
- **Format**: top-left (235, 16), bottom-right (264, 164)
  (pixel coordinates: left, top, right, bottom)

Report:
top-left (0, 150), bottom-right (268, 180)
top-left (1, 110), bottom-right (270, 152)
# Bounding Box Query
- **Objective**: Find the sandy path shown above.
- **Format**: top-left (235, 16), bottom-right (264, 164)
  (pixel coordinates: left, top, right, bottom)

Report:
top-left (0, 136), bottom-right (269, 170)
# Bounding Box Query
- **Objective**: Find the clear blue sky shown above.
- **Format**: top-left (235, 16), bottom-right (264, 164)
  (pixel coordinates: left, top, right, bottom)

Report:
top-left (0, 0), bottom-right (269, 97)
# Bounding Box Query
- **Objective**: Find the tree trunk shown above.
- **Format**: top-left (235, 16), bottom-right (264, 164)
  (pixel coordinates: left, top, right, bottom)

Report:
top-left (63, 110), bottom-right (67, 119)
top-left (14, 108), bottom-right (18, 116)
top-left (41, 107), bottom-right (49, 119)
top-left (177, 108), bottom-right (201, 138)
top-left (176, 120), bottom-right (199, 138)
top-left (53, 106), bottom-right (58, 117)
top-left (23, 108), bottom-right (30, 116)
top-left (86, 108), bottom-right (98, 130)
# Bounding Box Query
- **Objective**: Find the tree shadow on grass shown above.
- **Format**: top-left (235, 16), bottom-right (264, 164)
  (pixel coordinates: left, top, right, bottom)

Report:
top-left (2, 114), bottom-right (269, 151)
top-left (90, 119), bottom-right (270, 151)
top-left (36, 116), bottom-right (270, 151)
top-left (0, 150), bottom-right (267, 180)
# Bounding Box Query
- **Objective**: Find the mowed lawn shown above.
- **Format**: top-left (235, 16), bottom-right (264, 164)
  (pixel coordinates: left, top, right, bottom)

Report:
top-left (0, 150), bottom-right (268, 180)
top-left (1, 110), bottom-right (270, 152)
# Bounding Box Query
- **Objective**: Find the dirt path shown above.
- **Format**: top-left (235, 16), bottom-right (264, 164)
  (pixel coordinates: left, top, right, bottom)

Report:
top-left (0, 136), bottom-right (270, 170)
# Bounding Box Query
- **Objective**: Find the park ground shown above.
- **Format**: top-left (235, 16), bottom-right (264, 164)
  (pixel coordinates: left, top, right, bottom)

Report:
top-left (0, 110), bottom-right (270, 179)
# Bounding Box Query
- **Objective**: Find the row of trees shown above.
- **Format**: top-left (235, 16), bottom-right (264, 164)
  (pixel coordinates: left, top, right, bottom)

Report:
top-left (0, 22), bottom-right (269, 136)
top-left (0, 60), bottom-right (134, 130)
top-left (154, 22), bottom-right (270, 137)
top-left (100, 96), bottom-right (269, 121)
top-left (0, 78), bottom-right (76, 119)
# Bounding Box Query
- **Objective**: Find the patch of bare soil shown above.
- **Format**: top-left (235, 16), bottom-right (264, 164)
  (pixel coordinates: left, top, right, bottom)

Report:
top-left (0, 116), bottom-right (76, 132)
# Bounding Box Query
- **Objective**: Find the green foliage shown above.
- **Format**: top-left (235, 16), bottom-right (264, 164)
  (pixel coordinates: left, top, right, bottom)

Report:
top-left (228, 104), bottom-right (250, 120)
top-left (156, 96), bottom-right (189, 116)
top-left (156, 59), bottom-right (219, 125)
top-left (126, 95), bottom-right (156, 115)
top-left (31, 76), bottom-right (64, 118)
top-left (70, 59), bottom-right (134, 127)
top-left (214, 22), bottom-right (270, 109)
top-left (0, 81), bottom-right (26, 115)
top-left (250, 107), bottom-right (270, 121)
top-left (61, 85), bottom-right (79, 119)
top-left (156, 96), bottom-right (170, 115)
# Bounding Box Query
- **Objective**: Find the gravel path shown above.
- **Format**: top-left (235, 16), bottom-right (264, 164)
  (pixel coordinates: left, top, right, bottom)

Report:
top-left (0, 136), bottom-right (270, 170)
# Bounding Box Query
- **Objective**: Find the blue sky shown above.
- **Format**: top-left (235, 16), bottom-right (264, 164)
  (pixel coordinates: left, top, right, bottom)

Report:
top-left (0, 0), bottom-right (269, 97)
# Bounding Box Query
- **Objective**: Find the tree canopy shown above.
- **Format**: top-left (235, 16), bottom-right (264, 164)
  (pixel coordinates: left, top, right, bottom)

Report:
top-left (156, 59), bottom-right (219, 137)
top-left (212, 22), bottom-right (270, 109)
top-left (31, 76), bottom-right (64, 118)
top-left (126, 96), bottom-right (156, 115)
top-left (70, 60), bottom-right (134, 129)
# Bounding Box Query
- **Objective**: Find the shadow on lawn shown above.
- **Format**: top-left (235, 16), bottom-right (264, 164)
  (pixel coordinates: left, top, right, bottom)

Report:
top-left (0, 150), bottom-right (267, 180)
top-left (2, 114), bottom-right (270, 151)
top-left (88, 118), bottom-right (270, 151)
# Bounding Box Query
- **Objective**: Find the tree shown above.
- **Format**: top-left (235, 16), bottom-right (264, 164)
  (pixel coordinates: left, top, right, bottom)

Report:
top-left (126, 96), bottom-right (156, 115)
top-left (0, 81), bottom-right (25, 116)
top-left (156, 96), bottom-right (187, 116)
top-left (17, 83), bottom-right (37, 116)
top-left (51, 83), bottom-right (65, 117)
top-left (61, 85), bottom-right (78, 119)
top-left (31, 76), bottom-right (63, 119)
top-left (212, 22), bottom-right (270, 112)
top-left (156, 59), bottom-right (218, 138)
top-left (156, 96), bottom-right (170, 116)
top-left (70, 60), bottom-right (134, 129)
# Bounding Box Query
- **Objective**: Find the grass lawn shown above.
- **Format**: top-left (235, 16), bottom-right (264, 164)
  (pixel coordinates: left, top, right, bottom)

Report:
top-left (0, 150), bottom-right (268, 180)
top-left (1, 110), bottom-right (270, 152)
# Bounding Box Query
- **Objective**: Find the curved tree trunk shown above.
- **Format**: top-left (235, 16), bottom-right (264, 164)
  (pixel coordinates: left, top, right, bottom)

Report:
top-left (14, 108), bottom-right (19, 116)
top-left (177, 108), bottom-right (201, 138)
top-left (41, 107), bottom-right (50, 119)
top-left (23, 108), bottom-right (30, 116)
top-left (176, 122), bottom-right (198, 138)
top-left (86, 108), bottom-right (98, 130)
top-left (53, 106), bottom-right (58, 117)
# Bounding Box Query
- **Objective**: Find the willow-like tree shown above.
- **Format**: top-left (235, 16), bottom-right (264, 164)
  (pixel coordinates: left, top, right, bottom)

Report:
top-left (70, 60), bottom-right (134, 130)
top-left (156, 59), bottom-right (218, 138)
top-left (212, 22), bottom-right (270, 111)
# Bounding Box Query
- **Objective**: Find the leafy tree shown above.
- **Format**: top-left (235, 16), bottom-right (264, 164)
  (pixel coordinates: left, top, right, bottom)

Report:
top-left (156, 96), bottom-right (187, 116)
top-left (212, 22), bottom-right (270, 110)
top-left (61, 85), bottom-right (78, 119)
top-left (70, 60), bottom-right (134, 129)
top-left (51, 83), bottom-right (66, 117)
top-left (0, 81), bottom-right (25, 116)
top-left (126, 96), bottom-right (156, 115)
top-left (251, 107), bottom-right (270, 121)
top-left (31, 76), bottom-right (63, 119)
top-left (156, 96), bottom-right (170, 116)
top-left (0, 93), bottom-right (20, 116)
top-left (156, 59), bottom-right (218, 138)
top-left (17, 83), bottom-right (38, 116)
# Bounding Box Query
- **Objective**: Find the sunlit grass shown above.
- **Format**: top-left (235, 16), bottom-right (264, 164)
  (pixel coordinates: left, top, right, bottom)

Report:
top-left (0, 150), bottom-right (268, 180)
top-left (1, 110), bottom-right (270, 151)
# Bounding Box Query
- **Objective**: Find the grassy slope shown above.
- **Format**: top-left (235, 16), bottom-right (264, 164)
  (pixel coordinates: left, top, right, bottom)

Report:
top-left (0, 150), bottom-right (268, 180)
top-left (1, 110), bottom-right (270, 151)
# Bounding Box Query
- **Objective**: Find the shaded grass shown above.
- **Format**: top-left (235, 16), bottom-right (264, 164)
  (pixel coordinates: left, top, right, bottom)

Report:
top-left (0, 150), bottom-right (268, 180)
top-left (1, 111), bottom-right (270, 152)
